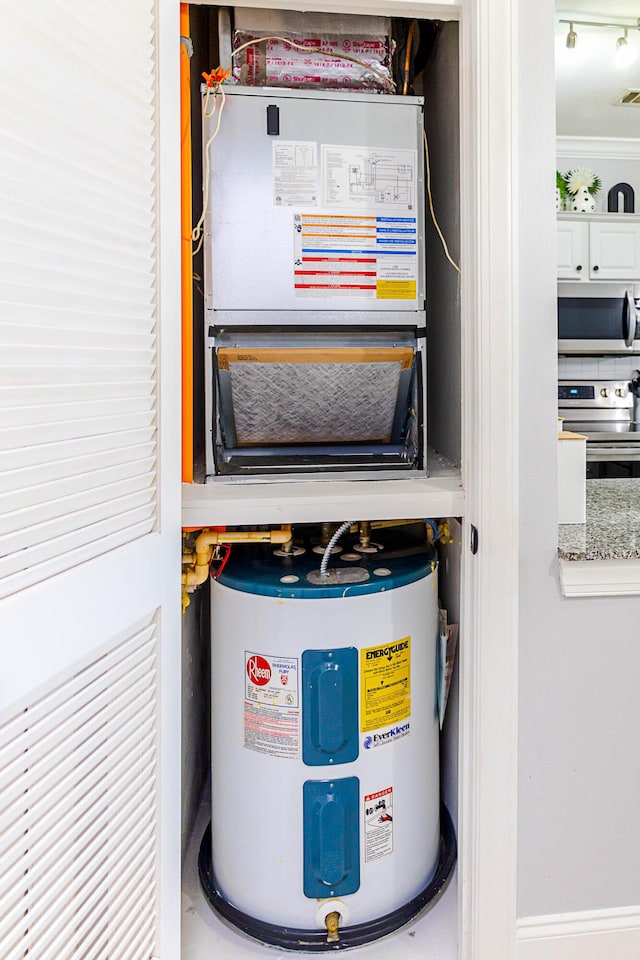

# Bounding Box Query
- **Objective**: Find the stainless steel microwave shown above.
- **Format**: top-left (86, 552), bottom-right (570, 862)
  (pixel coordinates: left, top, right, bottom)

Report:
top-left (558, 284), bottom-right (640, 355)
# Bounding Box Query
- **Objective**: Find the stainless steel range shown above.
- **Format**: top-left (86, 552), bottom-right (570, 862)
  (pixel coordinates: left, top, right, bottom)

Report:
top-left (558, 376), bottom-right (640, 477)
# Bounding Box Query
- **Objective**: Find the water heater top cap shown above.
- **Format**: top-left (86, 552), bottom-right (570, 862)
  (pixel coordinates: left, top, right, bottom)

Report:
top-left (215, 528), bottom-right (437, 600)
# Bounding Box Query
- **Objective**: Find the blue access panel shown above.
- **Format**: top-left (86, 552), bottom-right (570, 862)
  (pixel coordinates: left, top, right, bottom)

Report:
top-left (303, 777), bottom-right (360, 899)
top-left (302, 648), bottom-right (359, 766)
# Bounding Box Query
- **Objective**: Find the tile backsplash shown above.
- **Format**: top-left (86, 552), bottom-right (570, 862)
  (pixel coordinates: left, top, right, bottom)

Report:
top-left (558, 356), bottom-right (640, 381)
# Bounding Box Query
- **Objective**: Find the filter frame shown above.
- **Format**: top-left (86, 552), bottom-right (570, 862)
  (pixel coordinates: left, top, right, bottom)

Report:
top-left (208, 325), bottom-right (426, 479)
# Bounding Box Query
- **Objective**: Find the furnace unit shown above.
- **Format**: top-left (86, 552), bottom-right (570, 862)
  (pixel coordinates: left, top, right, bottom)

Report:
top-left (203, 87), bottom-right (427, 480)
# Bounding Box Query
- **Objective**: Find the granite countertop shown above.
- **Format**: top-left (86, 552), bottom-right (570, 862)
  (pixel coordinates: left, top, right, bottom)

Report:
top-left (559, 479), bottom-right (640, 561)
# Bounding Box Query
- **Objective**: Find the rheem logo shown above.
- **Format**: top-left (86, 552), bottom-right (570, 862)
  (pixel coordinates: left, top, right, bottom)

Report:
top-left (247, 655), bottom-right (271, 686)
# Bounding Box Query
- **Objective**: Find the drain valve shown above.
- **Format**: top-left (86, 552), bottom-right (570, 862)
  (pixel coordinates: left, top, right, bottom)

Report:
top-left (325, 911), bottom-right (340, 943)
top-left (316, 899), bottom-right (350, 940)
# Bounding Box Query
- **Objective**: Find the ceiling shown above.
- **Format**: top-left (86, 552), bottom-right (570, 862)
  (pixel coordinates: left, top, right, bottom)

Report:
top-left (556, 3), bottom-right (640, 138)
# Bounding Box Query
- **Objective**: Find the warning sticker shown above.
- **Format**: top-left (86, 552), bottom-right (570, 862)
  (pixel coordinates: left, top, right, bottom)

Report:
top-left (360, 637), bottom-right (411, 733)
top-left (293, 213), bottom-right (418, 300)
top-left (364, 787), bottom-right (394, 862)
top-left (244, 702), bottom-right (300, 758)
top-left (273, 141), bottom-right (318, 207)
top-left (244, 652), bottom-right (300, 758)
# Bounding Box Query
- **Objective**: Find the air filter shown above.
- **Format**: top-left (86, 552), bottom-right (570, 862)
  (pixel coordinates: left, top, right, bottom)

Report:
top-left (218, 346), bottom-right (413, 446)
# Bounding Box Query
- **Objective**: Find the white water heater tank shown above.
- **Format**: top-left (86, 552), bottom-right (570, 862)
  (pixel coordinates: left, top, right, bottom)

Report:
top-left (200, 528), bottom-right (455, 949)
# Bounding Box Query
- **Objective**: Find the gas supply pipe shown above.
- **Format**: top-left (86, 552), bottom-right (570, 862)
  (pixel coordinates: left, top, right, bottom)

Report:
top-left (181, 525), bottom-right (293, 611)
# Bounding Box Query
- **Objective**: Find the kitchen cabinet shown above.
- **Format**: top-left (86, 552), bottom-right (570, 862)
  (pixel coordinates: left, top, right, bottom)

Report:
top-left (557, 213), bottom-right (640, 281)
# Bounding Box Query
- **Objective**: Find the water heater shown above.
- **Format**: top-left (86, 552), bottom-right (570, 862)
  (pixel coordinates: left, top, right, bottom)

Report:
top-left (199, 526), bottom-right (456, 949)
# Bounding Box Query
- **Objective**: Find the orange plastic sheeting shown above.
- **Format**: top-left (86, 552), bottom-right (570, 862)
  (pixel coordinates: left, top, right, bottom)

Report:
top-left (180, 4), bottom-right (193, 482)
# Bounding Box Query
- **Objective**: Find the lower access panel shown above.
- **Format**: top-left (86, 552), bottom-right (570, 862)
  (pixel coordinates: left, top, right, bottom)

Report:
top-left (207, 327), bottom-right (426, 479)
top-left (303, 777), bottom-right (360, 898)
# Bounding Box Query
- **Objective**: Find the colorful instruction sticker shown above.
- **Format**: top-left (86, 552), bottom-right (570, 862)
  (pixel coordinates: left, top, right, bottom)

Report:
top-left (360, 637), bottom-right (411, 733)
top-left (293, 212), bottom-right (418, 300)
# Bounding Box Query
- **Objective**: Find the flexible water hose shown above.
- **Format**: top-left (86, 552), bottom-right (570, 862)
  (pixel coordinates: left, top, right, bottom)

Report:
top-left (320, 520), bottom-right (354, 579)
top-left (425, 518), bottom-right (440, 543)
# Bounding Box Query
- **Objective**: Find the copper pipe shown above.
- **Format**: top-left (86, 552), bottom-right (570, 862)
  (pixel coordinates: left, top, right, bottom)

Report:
top-left (403, 20), bottom-right (418, 96)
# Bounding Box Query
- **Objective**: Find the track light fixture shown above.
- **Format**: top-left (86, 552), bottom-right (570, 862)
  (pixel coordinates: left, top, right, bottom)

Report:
top-left (616, 29), bottom-right (638, 68)
top-left (560, 17), bottom-right (640, 67)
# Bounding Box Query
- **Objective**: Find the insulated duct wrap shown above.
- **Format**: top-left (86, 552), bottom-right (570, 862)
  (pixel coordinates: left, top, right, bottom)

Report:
top-left (218, 347), bottom-right (412, 445)
top-left (232, 31), bottom-right (394, 91)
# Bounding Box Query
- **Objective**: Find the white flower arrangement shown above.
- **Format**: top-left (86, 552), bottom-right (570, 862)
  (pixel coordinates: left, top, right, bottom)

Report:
top-left (564, 167), bottom-right (602, 197)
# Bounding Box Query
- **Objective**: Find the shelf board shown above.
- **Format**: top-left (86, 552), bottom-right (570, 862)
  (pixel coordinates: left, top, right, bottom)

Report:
top-left (557, 211), bottom-right (640, 223)
top-left (182, 452), bottom-right (463, 527)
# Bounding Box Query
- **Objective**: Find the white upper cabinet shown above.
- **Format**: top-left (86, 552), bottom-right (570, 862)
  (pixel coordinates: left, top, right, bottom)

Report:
top-left (589, 219), bottom-right (640, 280)
top-left (557, 218), bottom-right (589, 280)
top-left (557, 214), bottom-right (640, 281)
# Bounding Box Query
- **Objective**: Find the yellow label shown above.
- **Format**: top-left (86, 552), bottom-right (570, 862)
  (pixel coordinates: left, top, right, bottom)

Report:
top-left (376, 280), bottom-right (417, 300)
top-left (360, 637), bottom-right (411, 733)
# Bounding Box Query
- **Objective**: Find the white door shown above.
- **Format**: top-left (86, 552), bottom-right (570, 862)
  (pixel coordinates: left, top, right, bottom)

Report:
top-left (0, 1), bottom-right (181, 958)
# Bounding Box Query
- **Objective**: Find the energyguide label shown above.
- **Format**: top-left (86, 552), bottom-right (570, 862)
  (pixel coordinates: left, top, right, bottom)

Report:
top-left (360, 637), bottom-right (411, 734)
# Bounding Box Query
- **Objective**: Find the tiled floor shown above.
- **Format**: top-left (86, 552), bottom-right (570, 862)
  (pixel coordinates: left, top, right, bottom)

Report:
top-left (182, 796), bottom-right (458, 960)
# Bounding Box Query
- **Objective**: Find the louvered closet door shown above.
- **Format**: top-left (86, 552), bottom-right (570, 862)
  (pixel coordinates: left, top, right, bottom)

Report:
top-left (0, 1), bottom-right (181, 959)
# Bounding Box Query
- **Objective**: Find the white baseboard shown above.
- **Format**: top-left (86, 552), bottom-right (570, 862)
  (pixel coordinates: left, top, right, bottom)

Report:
top-left (517, 906), bottom-right (640, 960)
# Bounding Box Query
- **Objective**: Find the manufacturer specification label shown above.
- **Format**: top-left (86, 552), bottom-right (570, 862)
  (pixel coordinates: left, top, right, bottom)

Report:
top-left (364, 787), bottom-right (394, 862)
top-left (273, 140), bottom-right (318, 207)
top-left (360, 637), bottom-right (411, 733)
top-left (244, 652), bottom-right (300, 758)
